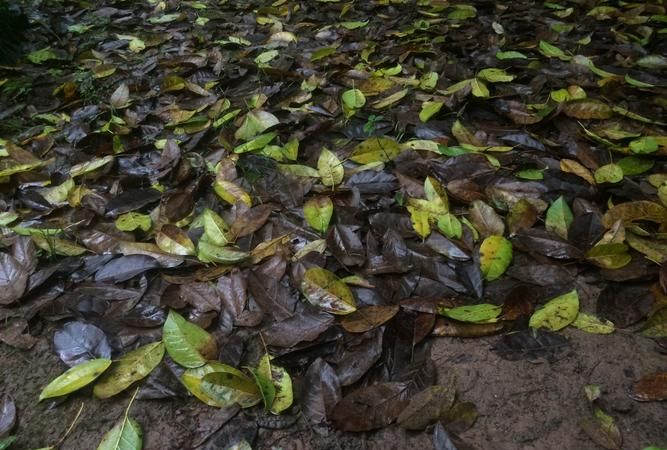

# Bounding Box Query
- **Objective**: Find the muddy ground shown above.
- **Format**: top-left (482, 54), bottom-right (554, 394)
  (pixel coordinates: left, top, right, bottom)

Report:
top-left (2, 324), bottom-right (665, 450)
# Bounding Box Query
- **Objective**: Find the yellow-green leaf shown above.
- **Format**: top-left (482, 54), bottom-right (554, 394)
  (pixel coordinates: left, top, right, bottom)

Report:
top-left (317, 148), bottom-right (344, 187)
top-left (115, 213), bottom-right (152, 232)
top-left (202, 209), bottom-right (232, 246)
top-left (94, 342), bottom-right (164, 399)
top-left (407, 205), bottom-right (431, 239)
top-left (213, 180), bottom-right (252, 206)
top-left (438, 304), bottom-right (502, 323)
top-left (182, 362), bottom-right (261, 408)
top-left (594, 164), bottom-right (623, 184)
top-left (545, 196), bottom-right (573, 239)
top-left (96, 416), bottom-right (142, 450)
top-left (201, 371), bottom-right (261, 408)
top-left (300, 267), bottom-right (356, 315)
top-left (304, 196), bottom-right (334, 234)
top-left (419, 101), bottom-right (443, 122)
top-left (197, 241), bottom-right (249, 264)
top-left (234, 110), bottom-right (279, 141)
top-left (163, 310), bottom-right (217, 369)
top-left (572, 313), bottom-right (615, 334)
top-left (257, 354), bottom-right (293, 414)
top-left (529, 289), bottom-right (580, 331)
top-left (39, 359), bottom-right (111, 401)
top-left (479, 236), bottom-right (512, 281)
top-left (350, 137), bottom-right (402, 164)
top-left (155, 225), bottom-right (196, 256)
top-left (585, 243), bottom-right (632, 269)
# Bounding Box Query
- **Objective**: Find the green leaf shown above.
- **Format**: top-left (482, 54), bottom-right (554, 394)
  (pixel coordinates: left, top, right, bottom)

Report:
top-left (254, 50), bottom-right (279, 66)
top-left (545, 196), bottom-right (573, 239)
top-left (640, 307), bottom-right (667, 338)
top-left (27, 47), bottom-right (59, 64)
top-left (477, 68), bottom-right (514, 83)
top-left (479, 236), bottom-right (512, 281)
top-left (419, 72), bottom-right (439, 90)
top-left (197, 241), bottom-right (249, 264)
top-left (163, 310), bottom-right (217, 368)
top-left (248, 365), bottom-right (276, 411)
top-left (317, 148), bottom-right (344, 186)
top-left (234, 110), bottom-right (279, 141)
top-left (470, 78), bottom-right (489, 97)
top-left (310, 46), bottom-right (338, 62)
top-left (97, 417), bottom-right (142, 450)
top-left (300, 267), bottom-right (356, 315)
top-left (181, 362), bottom-right (260, 408)
top-left (0, 437), bottom-right (16, 450)
top-left (495, 50), bottom-right (528, 60)
top-left (115, 213), bottom-right (152, 232)
top-left (438, 304), bottom-right (502, 323)
top-left (515, 169), bottom-right (544, 180)
top-left (538, 40), bottom-right (570, 60)
top-left (594, 164), bottom-right (624, 184)
top-left (32, 235), bottom-right (88, 256)
top-left (39, 178), bottom-right (74, 205)
top-left (585, 243), bottom-right (632, 269)
top-left (155, 225), bottom-right (196, 256)
top-left (342, 89), bottom-right (366, 109)
top-left (202, 209), bottom-right (232, 246)
top-left (349, 137), bottom-right (402, 164)
top-left (94, 342), bottom-right (165, 399)
top-left (616, 156), bottom-right (654, 176)
top-left (572, 313), bottom-right (615, 334)
top-left (340, 20), bottom-right (368, 30)
top-left (529, 289), bottom-right (580, 331)
top-left (257, 354), bottom-right (293, 414)
top-left (437, 213), bottom-right (462, 239)
top-left (233, 132), bottom-right (277, 154)
top-left (39, 359), bottom-right (111, 401)
top-left (629, 136), bottom-right (658, 154)
top-left (304, 196), bottom-right (334, 234)
top-left (419, 101), bottom-right (443, 122)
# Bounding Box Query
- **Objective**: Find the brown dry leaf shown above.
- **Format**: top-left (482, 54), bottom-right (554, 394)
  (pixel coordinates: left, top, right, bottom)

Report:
top-left (630, 372), bottom-right (667, 402)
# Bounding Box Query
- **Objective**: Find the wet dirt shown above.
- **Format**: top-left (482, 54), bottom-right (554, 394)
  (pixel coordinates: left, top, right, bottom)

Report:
top-left (2, 326), bottom-right (665, 450)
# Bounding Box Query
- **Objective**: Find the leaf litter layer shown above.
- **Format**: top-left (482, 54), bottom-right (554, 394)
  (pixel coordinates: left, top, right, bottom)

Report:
top-left (0, 0), bottom-right (667, 449)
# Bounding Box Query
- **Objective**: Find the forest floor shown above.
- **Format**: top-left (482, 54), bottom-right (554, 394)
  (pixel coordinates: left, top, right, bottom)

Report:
top-left (0, 0), bottom-right (666, 449)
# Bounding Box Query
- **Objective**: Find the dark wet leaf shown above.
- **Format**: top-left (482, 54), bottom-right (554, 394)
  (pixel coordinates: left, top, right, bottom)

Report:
top-left (0, 396), bottom-right (16, 438)
top-left (397, 383), bottom-right (456, 430)
top-left (331, 382), bottom-right (410, 432)
top-left (301, 358), bottom-right (341, 427)
top-left (597, 283), bottom-right (653, 328)
top-left (327, 224), bottom-right (365, 267)
top-left (513, 229), bottom-right (583, 259)
top-left (54, 321), bottom-right (112, 367)
top-left (341, 305), bottom-right (400, 333)
top-left (105, 188), bottom-right (162, 218)
top-left (0, 253), bottom-right (28, 305)
top-left (0, 319), bottom-right (39, 350)
top-left (262, 309), bottom-right (334, 348)
top-left (95, 255), bottom-right (160, 283)
top-left (494, 329), bottom-right (569, 362)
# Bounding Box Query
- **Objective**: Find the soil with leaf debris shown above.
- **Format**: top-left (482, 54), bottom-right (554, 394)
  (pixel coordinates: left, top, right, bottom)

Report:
top-left (1, 0), bottom-right (667, 449)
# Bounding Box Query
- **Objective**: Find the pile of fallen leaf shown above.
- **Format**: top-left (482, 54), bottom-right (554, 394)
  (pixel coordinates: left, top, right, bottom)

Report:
top-left (0, 0), bottom-right (666, 448)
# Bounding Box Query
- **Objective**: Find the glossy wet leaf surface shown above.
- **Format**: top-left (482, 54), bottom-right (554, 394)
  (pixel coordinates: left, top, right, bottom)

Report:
top-left (1, 0), bottom-right (666, 448)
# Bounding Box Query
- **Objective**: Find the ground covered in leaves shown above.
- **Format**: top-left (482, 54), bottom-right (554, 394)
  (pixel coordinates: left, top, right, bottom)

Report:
top-left (1, 0), bottom-right (667, 449)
